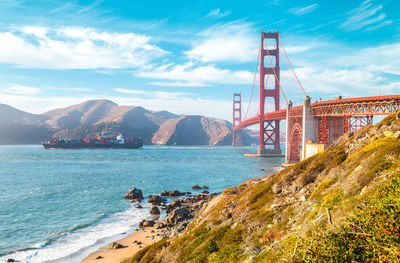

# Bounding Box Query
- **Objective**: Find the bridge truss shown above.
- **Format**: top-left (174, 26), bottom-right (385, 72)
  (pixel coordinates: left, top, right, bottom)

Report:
top-left (232, 30), bottom-right (400, 160)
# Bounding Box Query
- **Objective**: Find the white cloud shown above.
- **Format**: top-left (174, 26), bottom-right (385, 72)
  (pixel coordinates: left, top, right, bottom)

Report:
top-left (338, 43), bottom-right (400, 75)
top-left (136, 62), bottom-right (253, 86)
top-left (2, 84), bottom-right (41, 95)
top-left (206, 8), bottom-right (231, 18)
top-left (281, 44), bottom-right (313, 54)
top-left (114, 88), bottom-right (192, 99)
top-left (288, 4), bottom-right (318, 16)
top-left (281, 67), bottom-right (384, 98)
top-left (148, 81), bottom-right (208, 87)
top-left (114, 88), bottom-right (151, 95)
top-left (184, 21), bottom-right (258, 63)
top-left (340, 0), bottom-right (391, 31)
top-left (48, 87), bottom-right (94, 92)
top-left (0, 26), bottom-right (168, 69)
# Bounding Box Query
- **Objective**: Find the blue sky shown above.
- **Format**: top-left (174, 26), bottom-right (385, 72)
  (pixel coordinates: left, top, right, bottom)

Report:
top-left (0, 0), bottom-right (399, 121)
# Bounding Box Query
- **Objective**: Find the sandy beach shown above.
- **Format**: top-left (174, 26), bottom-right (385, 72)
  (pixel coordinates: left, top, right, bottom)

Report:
top-left (82, 227), bottom-right (160, 263)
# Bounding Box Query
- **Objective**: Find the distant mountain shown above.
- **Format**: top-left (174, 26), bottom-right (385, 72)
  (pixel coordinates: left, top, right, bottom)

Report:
top-left (44, 100), bottom-right (177, 144)
top-left (152, 115), bottom-right (256, 146)
top-left (0, 104), bottom-right (53, 144)
top-left (43, 99), bottom-right (118, 129)
top-left (0, 100), bottom-right (258, 146)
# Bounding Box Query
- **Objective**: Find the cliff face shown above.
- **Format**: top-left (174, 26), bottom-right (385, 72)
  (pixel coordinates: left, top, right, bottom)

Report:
top-left (124, 113), bottom-right (400, 262)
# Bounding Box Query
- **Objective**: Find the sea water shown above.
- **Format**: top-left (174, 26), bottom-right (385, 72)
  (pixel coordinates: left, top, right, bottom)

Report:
top-left (0, 145), bottom-right (284, 262)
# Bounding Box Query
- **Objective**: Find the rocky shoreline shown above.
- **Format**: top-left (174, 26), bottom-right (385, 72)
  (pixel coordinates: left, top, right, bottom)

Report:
top-left (82, 185), bottom-right (217, 262)
top-left (133, 187), bottom-right (217, 244)
top-left (143, 193), bottom-right (217, 243)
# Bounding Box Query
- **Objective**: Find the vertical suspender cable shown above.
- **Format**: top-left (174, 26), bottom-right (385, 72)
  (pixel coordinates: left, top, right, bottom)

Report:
top-left (244, 42), bottom-right (260, 121)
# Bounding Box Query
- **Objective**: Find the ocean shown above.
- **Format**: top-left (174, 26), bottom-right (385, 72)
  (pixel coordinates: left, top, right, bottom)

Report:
top-left (0, 145), bottom-right (284, 262)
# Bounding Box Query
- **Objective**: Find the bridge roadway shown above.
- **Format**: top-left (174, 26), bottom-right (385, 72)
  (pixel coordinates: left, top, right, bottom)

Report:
top-left (234, 94), bottom-right (400, 131)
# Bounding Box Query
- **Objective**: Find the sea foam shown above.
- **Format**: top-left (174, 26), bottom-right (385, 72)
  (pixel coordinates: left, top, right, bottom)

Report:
top-left (0, 204), bottom-right (150, 263)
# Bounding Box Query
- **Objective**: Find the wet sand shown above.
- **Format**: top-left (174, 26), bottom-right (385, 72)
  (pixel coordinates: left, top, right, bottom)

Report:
top-left (82, 227), bottom-right (160, 263)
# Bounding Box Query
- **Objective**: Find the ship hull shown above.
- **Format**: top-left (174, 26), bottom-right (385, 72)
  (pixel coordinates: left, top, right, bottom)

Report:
top-left (42, 143), bottom-right (143, 149)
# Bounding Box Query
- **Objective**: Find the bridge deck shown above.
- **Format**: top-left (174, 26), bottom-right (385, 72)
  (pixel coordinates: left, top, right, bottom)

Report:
top-left (234, 95), bottom-right (400, 131)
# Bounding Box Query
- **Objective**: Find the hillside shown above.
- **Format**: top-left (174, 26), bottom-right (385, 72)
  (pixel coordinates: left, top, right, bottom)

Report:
top-left (152, 115), bottom-right (255, 146)
top-left (44, 100), bottom-right (178, 144)
top-left (0, 104), bottom-right (53, 144)
top-left (0, 100), bottom-right (257, 146)
top-left (123, 112), bottom-right (400, 262)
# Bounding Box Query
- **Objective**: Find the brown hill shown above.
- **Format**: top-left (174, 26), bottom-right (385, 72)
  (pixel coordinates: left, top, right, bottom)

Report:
top-left (44, 99), bottom-right (118, 129)
top-left (151, 115), bottom-right (255, 146)
top-left (44, 100), bottom-right (179, 144)
top-left (0, 99), bottom-right (256, 146)
top-left (0, 104), bottom-right (53, 144)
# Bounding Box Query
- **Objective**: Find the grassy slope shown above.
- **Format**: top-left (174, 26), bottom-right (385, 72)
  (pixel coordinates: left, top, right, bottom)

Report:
top-left (123, 114), bottom-right (400, 263)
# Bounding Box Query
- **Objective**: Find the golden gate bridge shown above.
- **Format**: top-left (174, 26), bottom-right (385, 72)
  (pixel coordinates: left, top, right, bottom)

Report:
top-left (232, 30), bottom-right (400, 164)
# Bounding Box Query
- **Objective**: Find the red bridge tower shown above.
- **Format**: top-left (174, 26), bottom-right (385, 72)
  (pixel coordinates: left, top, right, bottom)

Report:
top-left (259, 31), bottom-right (281, 155)
top-left (232, 93), bottom-right (242, 145)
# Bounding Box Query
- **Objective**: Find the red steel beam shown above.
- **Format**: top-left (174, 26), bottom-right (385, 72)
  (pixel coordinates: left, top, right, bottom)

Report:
top-left (311, 95), bottom-right (400, 116)
top-left (234, 95), bottom-right (400, 132)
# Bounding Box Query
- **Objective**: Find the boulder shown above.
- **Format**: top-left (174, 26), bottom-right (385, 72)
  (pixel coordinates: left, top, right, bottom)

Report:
top-left (168, 190), bottom-right (183, 197)
top-left (148, 195), bottom-right (162, 205)
top-left (109, 242), bottom-right (124, 249)
top-left (7, 259), bottom-right (15, 263)
top-left (124, 187), bottom-right (143, 200)
top-left (166, 199), bottom-right (182, 213)
top-left (150, 205), bottom-right (160, 214)
top-left (166, 207), bottom-right (190, 225)
top-left (160, 190), bottom-right (168, 196)
top-left (192, 185), bottom-right (202, 190)
top-left (96, 256), bottom-right (104, 259)
top-left (184, 191), bottom-right (192, 195)
top-left (202, 185), bottom-right (209, 189)
top-left (155, 221), bottom-right (167, 229)
top-left (201, 190), bottom-right (209, 194)
top-left (139, 220), bottom-right (155, 228)
top-left (136, 204), bottom-right (143, 209)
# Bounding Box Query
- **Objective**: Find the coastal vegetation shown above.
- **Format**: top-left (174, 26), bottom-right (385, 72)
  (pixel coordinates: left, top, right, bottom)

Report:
top-left (123, 112), bottom-right (400, 262)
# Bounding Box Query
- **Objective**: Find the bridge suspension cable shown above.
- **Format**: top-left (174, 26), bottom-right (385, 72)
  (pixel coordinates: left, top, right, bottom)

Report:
top-left (263, 38), bottom-right (288, 104)
top-left (243, 42), bottom-right (260, 121)
top-left (278, 32), bottom-right (307, 98)
top-left (241, 30), bottom-right (307, 124)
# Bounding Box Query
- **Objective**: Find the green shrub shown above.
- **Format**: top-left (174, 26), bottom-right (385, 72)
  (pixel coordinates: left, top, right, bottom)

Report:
top-left (297, 174), bottom-right (400, 262)
top-left (309, 178), bottom-right (336, 201)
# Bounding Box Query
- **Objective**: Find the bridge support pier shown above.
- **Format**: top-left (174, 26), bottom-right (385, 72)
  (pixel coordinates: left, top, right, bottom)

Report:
top-left (285, 97), bottom-right (322, 164)
top-left (285, 98), bottom-right (376, 163)
top-left (285, 101), bottom-right (293, 164)
top-left (302, 97), bottom-right (317, 160)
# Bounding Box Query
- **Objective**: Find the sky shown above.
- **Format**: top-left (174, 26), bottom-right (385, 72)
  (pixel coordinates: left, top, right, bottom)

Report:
top-left (0, 0), bottom-right (399, 121)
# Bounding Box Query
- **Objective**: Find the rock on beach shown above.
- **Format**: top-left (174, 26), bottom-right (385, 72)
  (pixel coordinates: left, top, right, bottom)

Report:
top-left (148, 195), bottom-right (162, 205)
top-left (150, 205), bottom-right (160, 214)
top-left (124, 187), bottom-right (143, 200)
top-left (139, 220), bottom-right (155, 228)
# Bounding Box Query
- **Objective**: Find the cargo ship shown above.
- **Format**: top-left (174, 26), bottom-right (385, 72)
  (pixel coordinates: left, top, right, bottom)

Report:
top-left (42, 134), bottom-right (143, 149)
